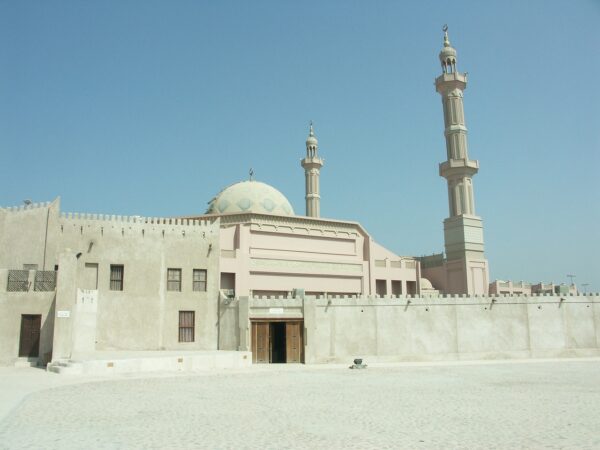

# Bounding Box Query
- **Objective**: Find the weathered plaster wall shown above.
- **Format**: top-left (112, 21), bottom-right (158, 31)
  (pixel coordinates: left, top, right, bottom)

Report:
top-left (304, 294), bottom-right (600, 363)
top-left (0, 199), bottom-right (61, 270)
top-left (56, 214), bottom-right (221, 354)
top-left (0, 270), bottom-right (56, 365)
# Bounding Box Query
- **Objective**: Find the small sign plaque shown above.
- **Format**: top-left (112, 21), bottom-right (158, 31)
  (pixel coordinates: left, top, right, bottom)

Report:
top-left (269, 307), bottom-right (284, 314)
top-left (57, 310), bottom-right (71, 318)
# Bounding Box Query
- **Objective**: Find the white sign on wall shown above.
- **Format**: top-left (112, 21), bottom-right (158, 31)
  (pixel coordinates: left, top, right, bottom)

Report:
top-left (57, 310), bottom-right (71, 318)
top-left (269, 308), bottom-right (284, 314)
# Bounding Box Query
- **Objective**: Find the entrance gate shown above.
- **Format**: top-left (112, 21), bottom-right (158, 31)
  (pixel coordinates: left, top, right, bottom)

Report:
top-left (19, 314), bottom-right (41, 358)
top-left (251, 320), bottom-right (303, 364)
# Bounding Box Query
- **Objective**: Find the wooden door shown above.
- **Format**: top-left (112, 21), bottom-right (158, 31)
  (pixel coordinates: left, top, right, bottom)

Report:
top-left (19, 314), bottom-right (41, 358)
top-left (251, 322), bottom-right (270, 364)
top-left (285, 322), bottom-right (303, 363)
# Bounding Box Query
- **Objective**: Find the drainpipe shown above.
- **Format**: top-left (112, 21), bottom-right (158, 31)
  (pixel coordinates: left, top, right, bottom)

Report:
top-left (42, 207), bottom-right (50, 270)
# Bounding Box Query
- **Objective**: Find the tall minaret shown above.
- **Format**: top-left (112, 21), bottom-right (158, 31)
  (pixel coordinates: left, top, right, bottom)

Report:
top-left (435, 26), bottom-right (488, 294)
top-left (301, 122), bottom-right (324, 217)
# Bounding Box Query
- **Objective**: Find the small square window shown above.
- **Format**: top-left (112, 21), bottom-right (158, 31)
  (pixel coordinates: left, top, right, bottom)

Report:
top-left (179, 311), bottom-right (195, 342)
top-left (167, 268), bottom-right (182, 292)
top-left (193, 269), bottom-right (207, 292)
top-left (110, 265), bottom-right (124, 291)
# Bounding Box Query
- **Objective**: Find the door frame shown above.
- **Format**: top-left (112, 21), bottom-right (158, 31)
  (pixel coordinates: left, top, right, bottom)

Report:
top-left (19, 314), bottom-right (42, 358)
top-left (250, 319), bottom-right (304, 364)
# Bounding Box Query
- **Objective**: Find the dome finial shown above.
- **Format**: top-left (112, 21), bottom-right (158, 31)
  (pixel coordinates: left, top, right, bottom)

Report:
top-left (249, 167), bottom-right (254, 181)
top-left (439, 24), bottom-right (457, 73)
top-left (305, 120), bottom-right (318, 152)
top-left (443, 24), bottom-right (450, 47)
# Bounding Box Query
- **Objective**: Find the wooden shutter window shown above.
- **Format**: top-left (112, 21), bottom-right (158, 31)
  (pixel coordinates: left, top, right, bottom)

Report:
top-left (179, 311), bottom-right (195, 342)
top-left (193, 269), bottom-right (207, 292)
top-left (110, 265), bottom-right (124, 291)
top-left (167, 268), bottom-right (182, 291)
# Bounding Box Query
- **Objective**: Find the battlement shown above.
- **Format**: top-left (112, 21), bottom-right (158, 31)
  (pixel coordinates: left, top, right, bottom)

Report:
top-left (0, 201), bottom-right (53, 213)
top-left (59, 212), bottom-right (216, 228)
top-left (241, 292), bottom-right (599, 302)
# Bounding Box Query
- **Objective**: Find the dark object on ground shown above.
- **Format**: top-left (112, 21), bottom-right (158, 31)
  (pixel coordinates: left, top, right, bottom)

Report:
top-left (349, 358), bottom-right (367, 369)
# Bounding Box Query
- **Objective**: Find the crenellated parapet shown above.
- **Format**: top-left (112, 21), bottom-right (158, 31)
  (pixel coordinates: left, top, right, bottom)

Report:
top-left (58, 212), bottom-right (220, 239)
top-left (0, 201), bottom-right (53, 213)
top-left (60, 211), bottom-right (214, 227)
top-left (237, 292), bottom-right (599, 302)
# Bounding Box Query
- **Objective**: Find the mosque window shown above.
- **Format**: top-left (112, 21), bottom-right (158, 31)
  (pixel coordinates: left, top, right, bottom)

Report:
top-left (193, 269), bottom-right (207, 292)
top-left (178, 311), bottom-right (195, 343)
top-left (167, 268), bottom-right (182, 292)
top-left (376, 279), bottom-right (387, 296)
top-left (110, 265), bottom-right (124, 291)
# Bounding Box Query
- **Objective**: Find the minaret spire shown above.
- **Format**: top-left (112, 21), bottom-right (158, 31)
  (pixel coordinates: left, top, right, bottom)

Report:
top-left (434, 27), bottom-right (489, 294)
top-left (443, 24), bottom-right (450, 47)
top-left (301, 121), bottom-right (324, 217)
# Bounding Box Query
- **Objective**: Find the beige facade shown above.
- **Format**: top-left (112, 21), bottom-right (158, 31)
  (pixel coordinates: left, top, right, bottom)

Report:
top-left (0, 200), bottom-right (220, 365)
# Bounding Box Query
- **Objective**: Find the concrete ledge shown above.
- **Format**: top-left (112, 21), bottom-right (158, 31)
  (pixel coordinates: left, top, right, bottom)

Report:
top-left (48, 350), bottom-right (251, 375)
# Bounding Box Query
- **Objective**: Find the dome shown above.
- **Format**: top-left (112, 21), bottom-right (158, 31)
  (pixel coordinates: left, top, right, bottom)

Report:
top-left (439, 27), bottom-right (458, 67)
top-left (306, 123), bottom-right (318, 146)
top-left (439, 45), bottom-right (457, 61)
top-left (306, 135), bottom-right (318, 146)
top-left (420, 277), bottom-right (434, 290)
top-left (206, 180), bottom-right (295, 216)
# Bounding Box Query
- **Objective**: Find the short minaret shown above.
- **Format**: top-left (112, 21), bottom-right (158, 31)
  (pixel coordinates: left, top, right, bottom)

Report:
top-left (301, 122), bottom-right (324, 217)
top-left (434, 26), bottom-right (489, 294)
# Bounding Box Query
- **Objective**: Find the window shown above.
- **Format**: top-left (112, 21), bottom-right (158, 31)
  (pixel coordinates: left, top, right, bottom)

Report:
top-left (179, 311), bottom-right (195, 342)
top-left (375, 279), bottom-right (387, 296)
top-left (193, 269), bottom-right (207, 292)
top-left (167, 268), bottom-right (182, 292)
top-left (110, 265), bottom-right (124, 291)
top-left (23, 264), bottom-right (38, 270)
top-left (7, 270), bottom-right (29, 292)
top-left (34, 271), bottom-right (57, 291)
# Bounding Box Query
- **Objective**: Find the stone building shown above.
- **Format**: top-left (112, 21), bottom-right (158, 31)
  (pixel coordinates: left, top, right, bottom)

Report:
top-left (1, 29), bottom-right (597, 368)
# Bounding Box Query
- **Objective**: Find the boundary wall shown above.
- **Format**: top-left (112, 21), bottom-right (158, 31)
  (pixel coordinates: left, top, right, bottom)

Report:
top-left (231, 293), bottom-right (600, 363)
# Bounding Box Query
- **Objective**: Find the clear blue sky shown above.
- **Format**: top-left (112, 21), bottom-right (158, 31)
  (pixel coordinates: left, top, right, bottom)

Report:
top-left (1, 1), bottom-right (599, 290)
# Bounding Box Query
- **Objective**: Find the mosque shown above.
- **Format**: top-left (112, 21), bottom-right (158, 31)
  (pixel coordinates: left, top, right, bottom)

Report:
top-left (0, 30), bottom-right (595, 369)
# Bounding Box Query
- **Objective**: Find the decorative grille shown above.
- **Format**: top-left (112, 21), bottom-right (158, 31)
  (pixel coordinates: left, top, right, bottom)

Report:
top-left (34, 271), bottom-right (57, 291)
top-left (7, 270), bottom-right (29, 292)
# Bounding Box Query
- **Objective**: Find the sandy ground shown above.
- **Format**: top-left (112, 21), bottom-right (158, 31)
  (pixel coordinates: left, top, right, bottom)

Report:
top-left (1, 359), bottom-right (599, 449)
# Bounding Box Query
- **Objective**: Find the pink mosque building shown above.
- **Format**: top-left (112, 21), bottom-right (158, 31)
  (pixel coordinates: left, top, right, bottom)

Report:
top-left (192, 27), bottom-right (489, 300)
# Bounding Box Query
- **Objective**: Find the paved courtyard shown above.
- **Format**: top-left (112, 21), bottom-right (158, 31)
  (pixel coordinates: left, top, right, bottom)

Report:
top-left (0, 359), bottom-right (599, 449)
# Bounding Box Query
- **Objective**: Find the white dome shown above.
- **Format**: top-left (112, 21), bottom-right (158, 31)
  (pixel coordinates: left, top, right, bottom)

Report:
top-left (206, 180), bottom-right (294, 216)
top-left (420, 277), bottom-right (434, 290)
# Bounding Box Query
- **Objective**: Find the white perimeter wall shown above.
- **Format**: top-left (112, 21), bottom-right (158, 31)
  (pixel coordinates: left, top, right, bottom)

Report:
top-left (305, 294), bottom-right (600, 363)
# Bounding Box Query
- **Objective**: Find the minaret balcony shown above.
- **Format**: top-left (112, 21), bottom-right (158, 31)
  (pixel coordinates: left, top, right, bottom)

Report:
top-left (301, 157), bottom-right (324, 169)
top-left (435, 72), bottom-right (467, 92)
top-left (439, 159), bottom-right (479, 178)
